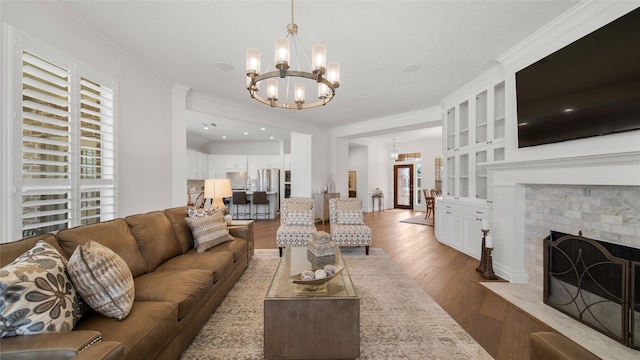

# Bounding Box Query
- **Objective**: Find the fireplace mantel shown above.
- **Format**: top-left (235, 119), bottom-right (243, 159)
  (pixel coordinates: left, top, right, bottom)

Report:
top-left (488, 149), bottom-right (640, 187)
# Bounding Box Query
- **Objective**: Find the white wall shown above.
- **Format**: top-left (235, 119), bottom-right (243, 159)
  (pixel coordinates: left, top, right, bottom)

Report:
top-left (290, 132), bottom-right (312, 197)
top-left (1, 1), bottom-right (175, 224)
top-left (348, 146), bottom-right (368, 204)
top-left (204, 141), bottom-right (281, 155)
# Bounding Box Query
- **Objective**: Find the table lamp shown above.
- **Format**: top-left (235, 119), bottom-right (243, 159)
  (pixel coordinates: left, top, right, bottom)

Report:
top-left (204, 178), bottom-right (232, 214)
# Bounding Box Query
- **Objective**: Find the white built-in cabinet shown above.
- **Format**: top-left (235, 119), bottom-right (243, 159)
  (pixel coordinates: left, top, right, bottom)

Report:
top-left (443, 79), bottom-right (505, 202)
top-left (437, 68), bottom-right (504, 261)
top-left (435, 198), bottom-right (492, 260)
top-left (247, 155), bottom-right (280, 178)
top-left (187, 149), bottom-right (209, 180)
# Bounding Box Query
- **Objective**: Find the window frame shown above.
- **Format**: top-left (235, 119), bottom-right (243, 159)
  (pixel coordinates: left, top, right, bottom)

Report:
top-left (2, 25), bottom-right (118, 241)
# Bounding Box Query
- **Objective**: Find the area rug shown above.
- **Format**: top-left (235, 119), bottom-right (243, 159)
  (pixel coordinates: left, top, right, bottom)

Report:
top-left (179, 248), bottom-right (491, 360)
top-left (400, 214), bottom-right (433, 226)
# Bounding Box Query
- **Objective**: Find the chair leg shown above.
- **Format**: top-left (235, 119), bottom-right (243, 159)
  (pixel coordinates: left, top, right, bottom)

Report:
top-left (279, 247), bottom-right (283, 257)
top-left (365, 246), bottom-right (369, 255)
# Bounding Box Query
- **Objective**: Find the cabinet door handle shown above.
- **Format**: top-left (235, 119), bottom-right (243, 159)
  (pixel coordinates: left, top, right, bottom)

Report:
top-left (476, 211), bottom-right (484, 214)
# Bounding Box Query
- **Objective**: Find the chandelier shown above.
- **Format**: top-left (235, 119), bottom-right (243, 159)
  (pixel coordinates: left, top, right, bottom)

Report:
top-left (245, 0), bottom-right (340, 110)
top-left (390, 138), bottom-right (399, 160)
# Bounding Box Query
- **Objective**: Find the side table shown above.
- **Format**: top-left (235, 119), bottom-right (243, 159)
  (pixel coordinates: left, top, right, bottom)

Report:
top-left (228, 220), bottom-right (254, 261)
top-left (371, 193), bottom-right (384, 211)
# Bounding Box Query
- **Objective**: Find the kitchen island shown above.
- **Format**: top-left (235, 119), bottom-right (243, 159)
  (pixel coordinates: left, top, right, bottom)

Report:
top-left (226, 191), bottom-right (279, 220)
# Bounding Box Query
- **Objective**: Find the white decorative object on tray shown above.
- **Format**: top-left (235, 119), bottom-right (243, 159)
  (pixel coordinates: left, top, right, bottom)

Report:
top-left (290, 265), bottom-right (344, 286)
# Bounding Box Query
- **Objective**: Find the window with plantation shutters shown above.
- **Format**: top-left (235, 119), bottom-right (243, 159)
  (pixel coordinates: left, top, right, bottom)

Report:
top-left (14, 33), bottom-right (117, 239)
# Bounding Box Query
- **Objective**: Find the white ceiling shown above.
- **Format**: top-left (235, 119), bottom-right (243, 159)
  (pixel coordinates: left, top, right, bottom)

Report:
top-left (56, 0), bottom-right (580, 146)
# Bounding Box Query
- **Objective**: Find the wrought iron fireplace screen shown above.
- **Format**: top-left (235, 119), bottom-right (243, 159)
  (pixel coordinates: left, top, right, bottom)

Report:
top-left (543, 231), bottom-right (640, 350)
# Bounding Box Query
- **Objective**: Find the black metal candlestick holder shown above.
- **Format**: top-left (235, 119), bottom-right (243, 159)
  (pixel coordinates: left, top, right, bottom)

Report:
top-left (476, 229), bottom-right (489, 273)
top-left (482, 246), bottom-right (499, 280)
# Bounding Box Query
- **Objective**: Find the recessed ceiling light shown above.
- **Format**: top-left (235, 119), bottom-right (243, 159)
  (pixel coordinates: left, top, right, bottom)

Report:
top-left (270, 136), bottom-right (274, 140)
top-left (564, 108), bottom-right (574, 112)
top-left (261, 127), bottom-right (266, 131)
top-left (403, 64), bottom-right (421, 73)
top-left (243, 132), bottom-right (248, 135)
top-left (216, 62), bottom-right (234, 71)
top-left (222, 135), bottom-right (227, 139)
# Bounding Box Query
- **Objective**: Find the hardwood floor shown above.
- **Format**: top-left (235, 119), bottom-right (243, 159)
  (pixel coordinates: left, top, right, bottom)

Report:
top-left (252, 208), bottom-right (556, 359)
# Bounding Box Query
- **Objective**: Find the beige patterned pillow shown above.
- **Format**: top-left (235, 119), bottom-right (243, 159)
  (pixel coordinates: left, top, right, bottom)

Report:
top-left (337, 199), bottom-right (362, 210)
top-left (0, 241), bottom-right (84, 337)
top-left (67, 241), bottom-right (134, 320)
top-left (287, 202), bottom-right (312, 211)
top-left (337, 209), bottom-right (364, 225)
top-left (185, 211), bottom-right (234, 252)
top-left (284, 209), bottom-right (314, 226)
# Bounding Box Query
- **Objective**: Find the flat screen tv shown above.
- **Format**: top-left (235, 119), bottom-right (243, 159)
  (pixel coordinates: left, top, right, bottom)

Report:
top-left (516, 7), bottom-right (640, 148)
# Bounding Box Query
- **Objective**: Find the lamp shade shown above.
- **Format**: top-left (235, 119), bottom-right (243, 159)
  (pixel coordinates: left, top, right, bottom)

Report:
top-left (204, 178), bottom-right (232, 199)
top-left (312, 44), bottom-right (326, 72)
top-left (274, 37), bottom-right (290, 67)
top-left (294, 83), bottom-right (305, 103)
top-left (246, 48), bottom-right (261, 74)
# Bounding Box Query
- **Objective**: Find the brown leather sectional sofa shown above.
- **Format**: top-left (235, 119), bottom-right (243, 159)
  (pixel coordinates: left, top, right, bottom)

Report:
top-left (0, 206), bottom-right (254, 360)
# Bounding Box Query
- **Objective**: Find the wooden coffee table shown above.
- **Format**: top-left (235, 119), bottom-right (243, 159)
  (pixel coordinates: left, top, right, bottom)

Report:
top-left (264, 247), bottom-right (360, 359)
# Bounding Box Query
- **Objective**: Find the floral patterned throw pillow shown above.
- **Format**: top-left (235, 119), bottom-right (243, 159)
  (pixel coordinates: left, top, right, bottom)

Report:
top-left (0, 241), bottom-right (84, 337)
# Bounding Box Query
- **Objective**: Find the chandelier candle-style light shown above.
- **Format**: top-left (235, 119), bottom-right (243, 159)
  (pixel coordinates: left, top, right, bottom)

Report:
top-left (246, 0), bottom-right (340, 110)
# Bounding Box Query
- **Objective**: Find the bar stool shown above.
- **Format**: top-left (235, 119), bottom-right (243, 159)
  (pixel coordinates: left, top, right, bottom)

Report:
top-left (232, 192), bottom-right (251, 219)
top-left (252, 191), bottom-right (270, 219)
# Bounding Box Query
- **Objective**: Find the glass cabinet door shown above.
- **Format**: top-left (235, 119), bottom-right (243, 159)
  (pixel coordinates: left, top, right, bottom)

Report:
top-left (459, 101), bottom-right (469, 148)
top-left (446, 107), bottom-right (456, 151)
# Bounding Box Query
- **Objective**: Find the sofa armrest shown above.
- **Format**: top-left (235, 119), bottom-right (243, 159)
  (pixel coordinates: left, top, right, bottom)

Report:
top-left (0, 330), bottom-right (112, 360)
top-left (73, 341), bottom-right (123, 360)
top-left (228, 226), bottom-right (248, 240)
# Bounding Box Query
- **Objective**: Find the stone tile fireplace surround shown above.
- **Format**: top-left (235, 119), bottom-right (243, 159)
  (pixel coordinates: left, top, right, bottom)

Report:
top-left (482, 150), bottom-right (640, 359)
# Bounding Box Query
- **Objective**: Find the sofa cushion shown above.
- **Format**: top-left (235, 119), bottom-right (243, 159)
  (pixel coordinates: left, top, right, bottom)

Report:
top-left (125, 211), bottom-right (182, 271)
top-left (155, 249), bottom-right (234, 283)
top-left (57, 219), bottom-right (149, 277)
top-left (0, 234), bottom-right (63, 267)
top-left (163, 206), bottom-right (194, 254)
top-left (67, 241), bottom-right (134, 320)
top-left (75, 301), bottom-right (178, 360)
top-left (0, 241), bottom-right (84, 337)
top-left (210, 237), bottom-right (247, 264)
top-left (133, 269), bottom-right (212, 319)
top-left (184, 211), bottom-right (234, 252)
top-left (284, 209), bottom-right (314, 226)
top-left (337, 209), bottom-right (364, 225)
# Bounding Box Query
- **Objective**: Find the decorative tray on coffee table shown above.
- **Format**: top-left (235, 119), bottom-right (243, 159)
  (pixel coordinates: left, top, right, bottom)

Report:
top-left (289, 266), bottom-right (344, 286)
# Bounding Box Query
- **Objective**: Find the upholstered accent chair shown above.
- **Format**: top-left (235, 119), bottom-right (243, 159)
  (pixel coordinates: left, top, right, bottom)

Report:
top-left (329, 197), bottom-right (371, 255)
top-left (276, 197), bottom-right (316, 256)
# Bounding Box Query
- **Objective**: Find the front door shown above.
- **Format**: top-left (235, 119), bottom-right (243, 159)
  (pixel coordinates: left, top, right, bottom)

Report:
top-left (394, 164), bottom-right (413, 209)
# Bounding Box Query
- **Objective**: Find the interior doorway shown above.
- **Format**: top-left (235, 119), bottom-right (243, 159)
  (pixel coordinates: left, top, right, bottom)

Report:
top-left (394, 164), bottom-right (413, 209)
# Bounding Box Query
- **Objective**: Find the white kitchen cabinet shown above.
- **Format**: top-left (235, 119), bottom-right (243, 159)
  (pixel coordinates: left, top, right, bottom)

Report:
top-left (186, 149), bottom-right (209, 180)
top-left (284, 153), bottom-right (291, 170)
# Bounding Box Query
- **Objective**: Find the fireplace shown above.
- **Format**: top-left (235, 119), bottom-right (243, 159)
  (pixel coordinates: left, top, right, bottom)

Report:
top-left (543, 230), bottom-right (640, 349)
